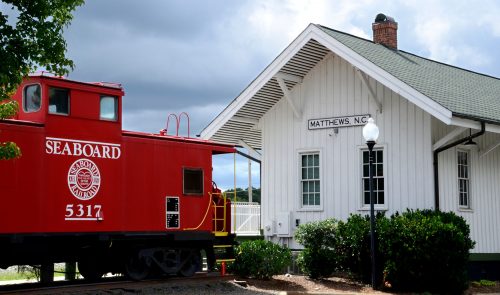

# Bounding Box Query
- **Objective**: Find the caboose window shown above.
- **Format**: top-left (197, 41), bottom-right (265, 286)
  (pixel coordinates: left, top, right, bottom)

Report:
top-left (100, 96), bottom-right (118, 121)
top-left (23, 84), bottom-right (41, 113)
top-left (48, 87), bottom-right (70, 115)
top-left (183, 168), bottom-right (203, 195)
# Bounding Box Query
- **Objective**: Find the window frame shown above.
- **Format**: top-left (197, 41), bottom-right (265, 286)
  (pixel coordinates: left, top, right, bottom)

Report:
top-left (22, 84), bottom-right (42, 113)
top-left (457, 149), bottom-right (472, 210)
top-left (99, 95), bottom-right (119, 121)
top-left (297, 149), bottom-right (323, 211)
top-left (359, 145), bottom-right (388, 211)
top-left (183, 168), bottom-right (204, 196)
top-left (48, 87), bottom-right (70, 116)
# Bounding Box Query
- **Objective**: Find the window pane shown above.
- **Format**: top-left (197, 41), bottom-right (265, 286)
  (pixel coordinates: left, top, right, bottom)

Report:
top-left (378, 178), bottom-right (384, 190)
top-left (303, 182), bottom-right (308, 193)
top-left (364, 192), bottom-right (370, 205)
top-left (314, 154), bottom-right (319, 166)
top-left (376, 164), bottom-right (383, 176)
top-left (308, 168), bottom-right (313, 179)
top-left (363, 151), bottom-right (369, 163)
top-left (314, 181), bottom-right (320, 193)
top-left (308, 155), bottom-right (313, 166)
top-left (315, 193), bottom-right (320, 205)
top-left (314, 167), bottom-right (319, 179)
top-left (183, 168), bottom-right (203, 195)
top-left (100, 96), bottom-right (117, 120)
top-left (363, 164), bottom-right (369, 177)
top-left (303, 194), bottom-right (308, 206)
top-left (377, 150), bottom-right (383, 163)
top-left (23, 84), bottom-right (41, 112)
top-left (49, 88), bottom-right (69, 115)
top-left (302, 155), bottom-right (307, 167)
top-left (378, 192), bottom-right (384, 204)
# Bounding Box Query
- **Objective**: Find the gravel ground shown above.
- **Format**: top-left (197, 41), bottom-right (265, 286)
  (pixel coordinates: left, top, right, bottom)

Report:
top-left (1, 271), bottom-right (498, 294)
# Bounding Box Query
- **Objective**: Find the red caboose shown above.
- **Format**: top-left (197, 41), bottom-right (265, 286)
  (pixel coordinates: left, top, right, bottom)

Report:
top-left (0, 74), bottom-right (236, 280)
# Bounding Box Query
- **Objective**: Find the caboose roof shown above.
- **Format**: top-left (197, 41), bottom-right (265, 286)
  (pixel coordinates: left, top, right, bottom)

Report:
top-left (28, 74), bottom-right (125, 95)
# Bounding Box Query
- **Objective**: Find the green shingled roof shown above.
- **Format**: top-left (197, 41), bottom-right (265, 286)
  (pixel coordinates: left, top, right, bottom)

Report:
top-left (317, 25), bottom-right (500, 124)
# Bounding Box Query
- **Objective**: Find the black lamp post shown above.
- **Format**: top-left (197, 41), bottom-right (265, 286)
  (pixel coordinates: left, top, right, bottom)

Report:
top-left (362, 117), bottom-right (379, 289)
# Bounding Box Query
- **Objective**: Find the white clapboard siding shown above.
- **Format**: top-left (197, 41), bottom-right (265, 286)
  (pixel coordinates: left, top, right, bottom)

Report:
top-left (433, 120), bottom-right (500, 253)
top-left (261, 53), bottom-right (434, 248)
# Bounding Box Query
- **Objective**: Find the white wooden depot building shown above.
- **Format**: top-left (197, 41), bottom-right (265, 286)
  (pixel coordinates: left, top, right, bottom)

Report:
top-left (201, 14), bottom-right (500, 262)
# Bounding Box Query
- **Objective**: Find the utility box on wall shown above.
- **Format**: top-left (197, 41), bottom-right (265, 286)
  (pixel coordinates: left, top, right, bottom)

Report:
top-left (264, 220), bottom-right (275, 237)
top-left (277, 212), bottom-right (292, 237)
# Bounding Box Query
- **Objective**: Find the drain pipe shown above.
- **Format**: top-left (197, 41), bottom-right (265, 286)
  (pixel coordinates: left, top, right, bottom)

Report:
top-left (433, 122), bottom-right (485, 210)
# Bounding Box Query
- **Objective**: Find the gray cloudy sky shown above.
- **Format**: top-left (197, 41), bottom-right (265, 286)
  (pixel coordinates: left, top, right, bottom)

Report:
top-left (64, 0), bottom-right (500, 136)
top-left (60, 0), bottom-right (500, 189)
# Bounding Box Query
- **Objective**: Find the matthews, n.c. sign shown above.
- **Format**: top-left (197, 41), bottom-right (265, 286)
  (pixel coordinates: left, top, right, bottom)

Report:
top-left (308, 114), bottom-right (370, 130)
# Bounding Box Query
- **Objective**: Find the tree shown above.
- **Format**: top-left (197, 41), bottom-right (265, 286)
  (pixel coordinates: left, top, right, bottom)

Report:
top-left (224, 187), bottom-right (261, 203)
top-left (0, 0), bottom-right (84, 159)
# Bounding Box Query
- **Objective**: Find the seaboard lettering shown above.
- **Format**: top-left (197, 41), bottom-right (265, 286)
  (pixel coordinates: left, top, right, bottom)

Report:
top-left (45, 137), bottom-right (121, 159)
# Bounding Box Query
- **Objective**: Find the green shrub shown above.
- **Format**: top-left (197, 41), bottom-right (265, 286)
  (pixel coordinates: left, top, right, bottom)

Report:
top-left (380, 210), bottom-right (475, 293)
top-left (232, 239), bottom-right (291, 280)
top-left (294, 218), bottom-right (339, 278)
top-left (336, 214), bottom-right (373, 281)
top-left (294, 209), bottom-right (474, 293)
top-left (296, 247), bottom-right (337, 278)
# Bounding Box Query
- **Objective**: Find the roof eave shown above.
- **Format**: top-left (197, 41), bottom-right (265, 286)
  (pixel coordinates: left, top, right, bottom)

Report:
top-left (200, 23), bottom-right (319, 140)
top-left (201, 23), bottom-right (456, 143)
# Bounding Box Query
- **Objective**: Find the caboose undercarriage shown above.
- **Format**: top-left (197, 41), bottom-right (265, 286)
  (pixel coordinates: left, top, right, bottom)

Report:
top-left (0, 231), bottom-right (235, 280)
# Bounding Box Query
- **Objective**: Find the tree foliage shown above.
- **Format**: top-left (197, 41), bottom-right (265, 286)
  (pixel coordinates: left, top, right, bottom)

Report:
top-left (224, 187), bottom-right (261, 203)
top-left (0, 0), bottom-right (83, 159)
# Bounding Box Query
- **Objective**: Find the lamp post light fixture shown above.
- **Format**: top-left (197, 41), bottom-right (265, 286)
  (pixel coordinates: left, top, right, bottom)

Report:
top-left (362, 117), bottom-right (379, 289)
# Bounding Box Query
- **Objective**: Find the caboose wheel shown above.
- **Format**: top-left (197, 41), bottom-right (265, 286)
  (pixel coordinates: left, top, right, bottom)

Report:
top-left (125, 251), bottom-right (150, 281)
top-left (178, 250), bottom-right (201, 277)
top-left (78, 258), bottom-right (104, 281)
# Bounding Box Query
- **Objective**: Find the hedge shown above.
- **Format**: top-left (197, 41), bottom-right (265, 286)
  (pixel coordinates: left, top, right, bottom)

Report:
top-left (294, 209), bottom-right (475, 293)
top-left (231, 239), bottom-right (291, 280)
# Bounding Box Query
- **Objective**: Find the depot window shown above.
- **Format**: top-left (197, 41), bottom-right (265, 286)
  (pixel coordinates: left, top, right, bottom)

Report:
top-left (48, 87), bottom-right (70, 115)
top-left (300, 152), bottom-right (321, 207)
top-left (23, 84), bottom-right (42, 113)
top-left (361, 148), bottom-right (385, 207)
top-left (100, 96), bottom-right (118, 121)
top-left (458, 149), bottom-right (471, 209)
top-left (183, 168), bottom-right (203, 195)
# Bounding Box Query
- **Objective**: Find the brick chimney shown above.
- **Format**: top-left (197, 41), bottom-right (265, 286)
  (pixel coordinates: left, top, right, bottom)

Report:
top-left (372, 13), bottom-right (398, 49)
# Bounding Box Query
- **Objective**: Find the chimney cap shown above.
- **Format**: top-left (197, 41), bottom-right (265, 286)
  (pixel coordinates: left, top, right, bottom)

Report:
top-left (374, 13), bottom-right (395, 23)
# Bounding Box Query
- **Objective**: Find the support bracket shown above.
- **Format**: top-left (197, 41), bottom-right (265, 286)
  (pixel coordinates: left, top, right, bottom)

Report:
top-left (356, 69), bottom-right (383, 113)
top-left (238, 139), bottom-right (261, 161)
top-left (432, 127), bottom-right (465, 151)
top-left (276, 77), bottom-right (302, 120)
top-left (480, 139), bottom-right (500, 158)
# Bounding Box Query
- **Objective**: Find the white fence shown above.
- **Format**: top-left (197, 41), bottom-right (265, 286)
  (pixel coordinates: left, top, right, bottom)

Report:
top-left (231, 202), bottom-right (261, 236)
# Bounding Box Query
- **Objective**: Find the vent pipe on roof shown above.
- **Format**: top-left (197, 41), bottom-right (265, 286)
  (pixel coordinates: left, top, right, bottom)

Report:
top-left (372, 13), bottom-right (398, 49)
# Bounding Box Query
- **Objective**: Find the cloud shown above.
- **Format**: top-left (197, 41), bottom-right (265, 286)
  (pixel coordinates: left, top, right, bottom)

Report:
top-left (404, 0), bottom-right (498, 73)
top-left (62, 0), bottom-right (500, 138)
top-left (123, 102), bottom-right (227, 134)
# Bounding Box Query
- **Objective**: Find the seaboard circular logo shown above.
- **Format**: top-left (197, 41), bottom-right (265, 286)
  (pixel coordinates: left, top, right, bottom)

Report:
top-left (67, 159), bottom-right (101, 201)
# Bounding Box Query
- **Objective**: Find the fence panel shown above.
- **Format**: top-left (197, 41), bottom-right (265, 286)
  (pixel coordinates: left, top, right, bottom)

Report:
top-left (231, 202), bottom-right (260, 236)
